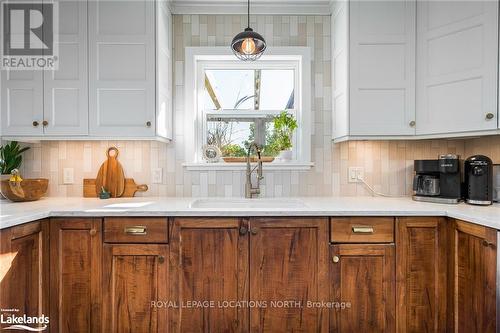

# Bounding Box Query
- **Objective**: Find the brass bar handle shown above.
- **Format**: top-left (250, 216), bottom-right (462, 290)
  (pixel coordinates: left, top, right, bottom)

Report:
top-left (352, 226), bottom-right (374, 234)
top-left (124, 226), bottom-right (147, 235)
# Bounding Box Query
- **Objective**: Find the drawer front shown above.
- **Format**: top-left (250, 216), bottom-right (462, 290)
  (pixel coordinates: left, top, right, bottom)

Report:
top-left (330, 217), bottom-right (394, 243)
top-left (104, 217), bottom-right (168, 243)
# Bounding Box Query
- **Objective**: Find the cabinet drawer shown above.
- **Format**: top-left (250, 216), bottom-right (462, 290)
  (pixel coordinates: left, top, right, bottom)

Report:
top-left (104, 217), bottom-right (168, 243)
top-left (330, 217), bottom-right (394, 243)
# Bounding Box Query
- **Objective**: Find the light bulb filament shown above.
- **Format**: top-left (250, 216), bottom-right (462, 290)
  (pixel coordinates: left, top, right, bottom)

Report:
top-left (241, 38), bottom-right (256, 55)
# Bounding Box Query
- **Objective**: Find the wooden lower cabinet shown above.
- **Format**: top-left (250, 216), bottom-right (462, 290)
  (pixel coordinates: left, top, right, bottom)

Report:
top-left (102, 244), bottom-right (169, 333)
top-left (249, 217), bottom-right (329, 332)
top-left (0, 220), bottom-right (49, 330)
top-left (49, 218), bottom-right (102, 333)
top-left (396, 217), bottom-right (447, 333)
top-left (330, 243), bottom-right (395, 333)
top-left (448, 219), bottom-right (497, 333)
top-left (169, 217), bottom-right (249, 332)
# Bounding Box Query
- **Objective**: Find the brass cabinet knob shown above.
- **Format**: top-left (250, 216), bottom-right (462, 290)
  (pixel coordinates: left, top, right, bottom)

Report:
top-left (409, 120), bottom-right (416, 127)
top-left (239, 226), bottom-right (248, 236)
top-left (146, 121), bottom-right (152, 127)
top-left (250, 228), bottom-right (258, 235)
top-left (32, 121), bottom-right (39, 127)
top-left (42, 120), bottom-right (48, 126)
top-left (89, 229), bottom-right (97, 236)
top-left (332, 256), bottom-right (340, 263)
top-left (486, 113), bottom-right (495, 120)
top-left (158, 256), bottom-right (165, 264)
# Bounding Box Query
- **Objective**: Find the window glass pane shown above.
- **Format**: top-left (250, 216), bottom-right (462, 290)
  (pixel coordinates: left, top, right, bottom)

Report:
top-left (260, 70), bottom-right (294, 110)
top-left (204, 70), bottom-right (254, 110)
top-left (203, 69), bottom-right (295, 111)
top-left (206, 119), bottom-right (282, 158)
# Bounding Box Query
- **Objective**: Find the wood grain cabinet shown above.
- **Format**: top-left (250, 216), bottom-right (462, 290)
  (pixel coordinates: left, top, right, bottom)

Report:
top-left (447, 219), bottom-right (497, 333)
top-left (0, 220), bottom-right (49, 329)
top-left (169, 217), bottom-right (329, 332)
top-left (396, 217), bottom-right (447, 333)
top-left (49, 218), bottom-right (102, 333)
top-left (330, 217), bottom-right (396, 333)
top-left (102, 244), bottom-right (169, 333)
top-left (249, 217), bottom-right (329, 332)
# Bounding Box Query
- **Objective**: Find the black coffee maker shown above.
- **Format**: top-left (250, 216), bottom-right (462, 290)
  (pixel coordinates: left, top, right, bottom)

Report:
top-left (413, 154), bottom-right (462, 204)
top-left (464, 155), bottom-right (493, 205)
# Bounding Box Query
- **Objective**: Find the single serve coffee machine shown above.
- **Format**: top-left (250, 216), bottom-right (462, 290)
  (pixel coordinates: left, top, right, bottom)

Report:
top-left (413, 154), bottom-right (462, 204)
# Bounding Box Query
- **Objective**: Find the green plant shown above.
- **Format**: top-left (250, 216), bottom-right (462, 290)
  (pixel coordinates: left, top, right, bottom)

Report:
top-left (0, 141), bottom-right (30, 175)
top-left (222, 144), bottom-right (247, 157)
top-left (272, 111), bottom-right (297, 151)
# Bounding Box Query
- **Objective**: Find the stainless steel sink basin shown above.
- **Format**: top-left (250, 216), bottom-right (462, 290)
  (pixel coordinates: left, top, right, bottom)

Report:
top-left (190, 198), bottom-right (307, 209)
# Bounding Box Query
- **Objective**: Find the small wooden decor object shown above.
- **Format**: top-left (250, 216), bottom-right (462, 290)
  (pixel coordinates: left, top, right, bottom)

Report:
top-left (95, 147), bottom-right (126, 198)
top-left (84, 178), bottom-right (148, 198)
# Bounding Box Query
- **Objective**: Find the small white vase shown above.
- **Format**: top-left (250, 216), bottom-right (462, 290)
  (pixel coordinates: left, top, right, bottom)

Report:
top-left (277, 149), bottom-right (293, 161)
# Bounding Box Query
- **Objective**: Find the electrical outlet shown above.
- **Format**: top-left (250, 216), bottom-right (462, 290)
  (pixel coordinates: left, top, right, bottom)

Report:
top-left (348, 167), bottom-right (364, 183)
top-left (63, 168), bottom-right (74, 184)
top-left (152, 168), bottom-right (163, 184)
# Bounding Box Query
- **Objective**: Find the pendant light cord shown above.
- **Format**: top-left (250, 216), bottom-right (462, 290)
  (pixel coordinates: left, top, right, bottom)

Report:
top-left (247, 0), bottom-right (250, 28)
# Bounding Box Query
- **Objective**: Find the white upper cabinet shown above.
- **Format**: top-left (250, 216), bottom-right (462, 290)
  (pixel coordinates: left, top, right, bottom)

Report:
top-left (44, 0), bottom-right (88, 135)
top-left (332, 0), bottom-right (416, 141)
top-left (156, 0), bottom-right (173, 140)
top-left (416, 0), bottom-right (498, 135)
top-left (1, 70), bottom-right (44, 136)
top-left (88, 0), bottom-right (156, 137)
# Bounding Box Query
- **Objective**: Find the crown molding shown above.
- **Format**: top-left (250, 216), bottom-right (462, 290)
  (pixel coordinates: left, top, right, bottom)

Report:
top-left (170, 1), bottom-right (332, 15)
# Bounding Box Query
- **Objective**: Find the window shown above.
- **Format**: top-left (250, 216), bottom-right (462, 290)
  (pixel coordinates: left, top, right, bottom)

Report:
top-left (184, 47), bottom-right (312, 170)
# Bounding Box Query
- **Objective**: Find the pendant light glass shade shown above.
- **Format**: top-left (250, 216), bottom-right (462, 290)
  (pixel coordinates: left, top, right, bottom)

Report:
top-left (231, 0), bottom-right (266, 61)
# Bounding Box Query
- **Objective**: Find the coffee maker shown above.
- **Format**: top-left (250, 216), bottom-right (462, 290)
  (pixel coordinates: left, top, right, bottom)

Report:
top-left (413, 154), bottom-right (462, 204)
top-left (464, 155), bottom-right (493, 205)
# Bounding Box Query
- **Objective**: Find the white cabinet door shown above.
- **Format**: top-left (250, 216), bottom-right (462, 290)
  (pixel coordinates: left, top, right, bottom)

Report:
top-left (1, 70), bottom-right (44, 136)
top-left (44, 0), bottom-right (88, 135)
top-left (416, 0), bottom-right (498, 135)
top-left (89, 0), bottom-right (156, 137)
top-left (349, 0), bottom-right (416, 136)
top-left (331, 0), bottom-right (349, 140)
top-left (156, 0), bottom-right (173, 140)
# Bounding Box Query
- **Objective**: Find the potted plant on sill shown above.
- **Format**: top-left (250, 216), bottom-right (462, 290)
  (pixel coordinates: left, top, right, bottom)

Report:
top-left (271, 111), bottom-right (297, 162)
top-left (0, 141), bottom-right (30, 181)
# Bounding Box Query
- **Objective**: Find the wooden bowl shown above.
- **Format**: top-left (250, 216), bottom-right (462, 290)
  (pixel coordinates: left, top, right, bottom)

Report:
top-left (0, 178), bottom-right (49, 202)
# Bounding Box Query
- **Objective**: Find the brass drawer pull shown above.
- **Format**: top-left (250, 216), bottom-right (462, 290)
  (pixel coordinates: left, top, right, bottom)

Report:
top-left (352, 226), bottom-right (374, 234)
top-left (124, 226), bottom-right (147, 235)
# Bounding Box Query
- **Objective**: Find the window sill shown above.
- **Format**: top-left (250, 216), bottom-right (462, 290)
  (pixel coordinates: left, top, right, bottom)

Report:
top-left (183, 162), bottom-right (314, 171)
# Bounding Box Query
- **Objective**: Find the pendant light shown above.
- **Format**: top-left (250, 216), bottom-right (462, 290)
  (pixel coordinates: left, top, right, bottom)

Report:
top-left (231, 0), bottom-right (266, 61)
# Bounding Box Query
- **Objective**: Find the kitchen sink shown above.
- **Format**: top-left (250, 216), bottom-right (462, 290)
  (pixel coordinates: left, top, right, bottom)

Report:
top-left (190, 198), bottom-right (307, 209)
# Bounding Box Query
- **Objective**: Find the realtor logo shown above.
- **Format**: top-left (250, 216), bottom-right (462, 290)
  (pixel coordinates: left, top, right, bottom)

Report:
top-left (1, 1), bottom-right (58, 70)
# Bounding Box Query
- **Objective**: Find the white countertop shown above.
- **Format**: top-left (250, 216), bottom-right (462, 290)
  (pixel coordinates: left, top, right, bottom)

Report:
top-left (1, 196), bottom-right (499, 230)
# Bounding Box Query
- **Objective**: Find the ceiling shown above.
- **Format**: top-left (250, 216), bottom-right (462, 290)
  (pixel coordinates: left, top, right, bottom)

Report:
top-left (169, 0), bottom-right (333, 15)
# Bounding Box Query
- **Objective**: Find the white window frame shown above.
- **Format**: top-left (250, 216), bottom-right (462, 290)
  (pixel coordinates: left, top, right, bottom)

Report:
top-left (183, 47), bottom-right (312, 170)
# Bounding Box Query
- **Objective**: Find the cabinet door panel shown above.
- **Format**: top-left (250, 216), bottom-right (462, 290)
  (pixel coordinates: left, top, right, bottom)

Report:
top-left (249, 218), bottom-right (329, 332)
top-left (170, 218), bottom-right (249, 332)
top-left (330, 244), bottom-right (395, 333)
top-left (416, 1), bottom-right (498, 134)
top-left (102, 244), bottom-right (168, 333)
top-left (89, 0), bottom-right (155, 137)
top-left (44, 0), bottom-right (88, 135)
top-left (396, 217), bottom-right (447, 333)
top-left (448, 219), bottom-right (496, 333)
top-left (49, 218), bottom-right (102, 333)
top-left (0, 71), bottom-right (43, 136)
top-left (349, 0), bottom-right (416, 136)
top-left (0, 220), bottom-right (49, 329)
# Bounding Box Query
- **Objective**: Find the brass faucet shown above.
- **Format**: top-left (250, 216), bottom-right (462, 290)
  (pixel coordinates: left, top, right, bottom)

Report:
top-left (245, 142), bottom-right (264, 198)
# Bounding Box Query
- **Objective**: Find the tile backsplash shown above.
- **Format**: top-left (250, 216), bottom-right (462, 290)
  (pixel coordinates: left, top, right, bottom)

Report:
top-left (12, 14), bottom-right (500, 198)
top-left (17, 136), bottom-right (500, 198)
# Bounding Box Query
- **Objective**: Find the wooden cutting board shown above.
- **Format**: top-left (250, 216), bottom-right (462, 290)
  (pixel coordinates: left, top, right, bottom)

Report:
top-left (84, 178), bottom-right (148, 198)
top-left (95, 147), bottom-right (125, 197)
